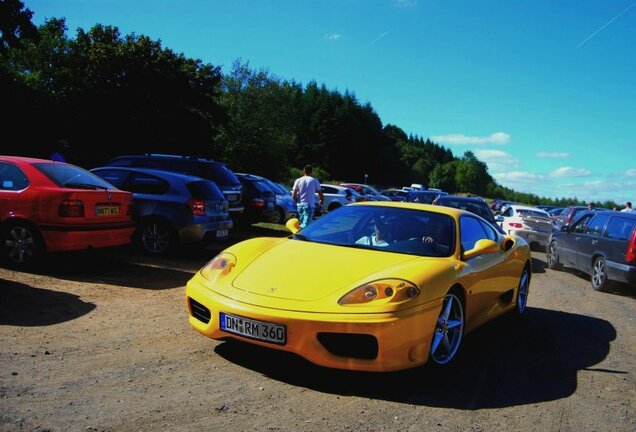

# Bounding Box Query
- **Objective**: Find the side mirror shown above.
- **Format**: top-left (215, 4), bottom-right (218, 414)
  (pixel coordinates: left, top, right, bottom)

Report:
top-left (286, 218), bottom-right (301, 234)
top-left (464, 239), bottom-right (500, 260)
top-left (496, 215), bottom-right (504, 222)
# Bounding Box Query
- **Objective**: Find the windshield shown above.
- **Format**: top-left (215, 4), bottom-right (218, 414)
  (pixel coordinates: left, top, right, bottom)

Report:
top-left (297, 205), bottom-right (455, 257)
top-left (35, 163), bottom-right (115, 190)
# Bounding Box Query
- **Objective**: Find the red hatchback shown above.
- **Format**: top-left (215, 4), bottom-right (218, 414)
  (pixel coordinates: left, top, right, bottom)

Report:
top-left (0, 156), bottom-right (135, 265)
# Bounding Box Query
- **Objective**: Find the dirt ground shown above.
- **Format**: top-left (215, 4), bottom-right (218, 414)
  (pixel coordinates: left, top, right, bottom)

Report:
top-left (1, 227), bottom-right (635, 432)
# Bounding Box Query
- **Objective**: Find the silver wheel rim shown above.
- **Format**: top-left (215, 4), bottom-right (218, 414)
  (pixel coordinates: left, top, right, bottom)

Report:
top-left (593, 259), bottom-right (606, 288)
top-left (517, 270), bottom-right (529, 313)
top-left (431, 293), bottom-right (464, 365)
top-left (142, 223), bottom-right (171, 253)
top-left (5, 225), bottom-right (35, 263)
top-left (548, 243), bottom-right (557, 267)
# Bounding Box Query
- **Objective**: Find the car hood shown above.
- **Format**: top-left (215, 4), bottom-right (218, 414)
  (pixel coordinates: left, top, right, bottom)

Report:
top-left (231, 239), bottom-right (419, 302)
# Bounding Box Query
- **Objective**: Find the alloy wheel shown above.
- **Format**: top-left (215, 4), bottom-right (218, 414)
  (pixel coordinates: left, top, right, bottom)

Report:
top-left (516, 268), bottom-right (529, 313)
top-left (430, 292), bottom-right (464, 365)
top-left (4, 224), bottom-right (36, 264)
top-left (141, 222), bottom-right (172, 254)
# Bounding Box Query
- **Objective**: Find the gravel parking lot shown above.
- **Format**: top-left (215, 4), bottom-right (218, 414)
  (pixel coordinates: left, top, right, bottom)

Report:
top-left (1, 227), bottom-right (635, 432)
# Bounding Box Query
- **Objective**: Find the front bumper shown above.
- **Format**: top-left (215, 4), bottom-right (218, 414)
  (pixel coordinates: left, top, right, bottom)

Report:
top-left (185, 275), bottom-right (441, 372)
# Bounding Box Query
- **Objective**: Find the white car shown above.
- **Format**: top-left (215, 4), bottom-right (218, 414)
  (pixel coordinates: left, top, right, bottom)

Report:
top-left (318, 184), bottom-right (362, 212)
top-left (496, 204), bottom-right (553, 250)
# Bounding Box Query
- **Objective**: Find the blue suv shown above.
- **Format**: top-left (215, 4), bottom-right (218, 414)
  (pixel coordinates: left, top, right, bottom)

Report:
top-left (92, 167), bottom-right (232, 254)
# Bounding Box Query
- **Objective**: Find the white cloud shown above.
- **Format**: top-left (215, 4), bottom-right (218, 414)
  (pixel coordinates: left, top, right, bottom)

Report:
top-left (475, 149), bottom-right (519, 172)
top-left (431, 132), bottom-right (511, 146)
top-left (494, 171), bottom-right (545, 185)
top-left (549, 166), bottom-right (591, 178)
top-left (626, 168), bottom-right (636, 177)
top-left (324, 33), bottom-right (342, 41)
top-left (394, 0), bottom-right (417, 8)
top-left (537, 151), bottom-right (570, 158)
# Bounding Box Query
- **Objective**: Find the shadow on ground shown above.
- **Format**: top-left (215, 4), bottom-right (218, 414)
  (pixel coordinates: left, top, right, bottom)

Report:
top-left (2, 223), bottom-right (289, 290)
top-left (214, 307), bottom-right (617, 409)
top-left (0, 278), bottom-right (96, 326)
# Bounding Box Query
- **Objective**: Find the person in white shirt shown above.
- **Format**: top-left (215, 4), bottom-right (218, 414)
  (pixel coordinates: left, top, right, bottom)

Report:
top-left (356, 221), bottom-right (391, 247)
top-left (621, 201), bottom-right (635, 213)
top-left (292, 165), bottom-right (324, 228)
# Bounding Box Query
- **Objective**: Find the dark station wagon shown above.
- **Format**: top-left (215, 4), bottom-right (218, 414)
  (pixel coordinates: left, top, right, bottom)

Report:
top-left (547, 210), bottom-right (636, 291)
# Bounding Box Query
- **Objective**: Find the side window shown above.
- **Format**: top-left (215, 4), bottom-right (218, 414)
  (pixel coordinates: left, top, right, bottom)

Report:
top-left (460, 216), bottom-right (488, 252)
top-left (604, 216), bottom-right (635, 241)
top-left (322, 186), bottom-right (337, 194)
top-left (0, 162), bottom-right (29, 191)
top-left (126, 173), bottom-right (169, 195)
top-left (92, 169), bottom-right (129, 189)
top-left (572, 214), bottom-right (594, 233)
top-left (584, 214), bottom-right (610, 236)
top-left (478, 220), bottom-right (498, 241)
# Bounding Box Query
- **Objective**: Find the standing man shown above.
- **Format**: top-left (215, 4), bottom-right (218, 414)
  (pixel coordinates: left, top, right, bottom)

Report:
top-left (292, 165), bottom-right (324, 228)
top-left (51, 139), bottom-right (70, 162)
top-left (621, 202), bottom-right (635, 213)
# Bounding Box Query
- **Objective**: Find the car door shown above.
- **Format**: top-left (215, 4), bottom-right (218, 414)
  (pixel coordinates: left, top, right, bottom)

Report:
top-left (459, 215), bottom-right (509, 328)
top-left (575, 213), bottom-right (611, 273)
top-left (557, 213), bottom-right (594, 268)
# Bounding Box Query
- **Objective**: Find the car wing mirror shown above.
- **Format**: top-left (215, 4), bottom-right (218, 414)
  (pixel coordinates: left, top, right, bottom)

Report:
top-left (286, 218), bottom-right (301, 234)
top-left (463, 239), bottom-right (499, 260)
top-left (495, 215), bottom-right (504, 222)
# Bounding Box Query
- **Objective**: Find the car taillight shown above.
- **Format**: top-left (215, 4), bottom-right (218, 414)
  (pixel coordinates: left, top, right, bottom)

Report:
top-left (188, 199), bottom-right (206, 216)
top-left (509, 222), bottom-right (523, 228)
top-left (626, 228), bottom-right (636, 264)
top-left (59, 200), bottom-right (84, 217)
top-left (252, 198), bottom-right (265, 207)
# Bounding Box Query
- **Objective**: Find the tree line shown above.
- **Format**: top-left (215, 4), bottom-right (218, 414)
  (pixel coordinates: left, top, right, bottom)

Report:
top-left (1, 1), bottom-right (614, 208)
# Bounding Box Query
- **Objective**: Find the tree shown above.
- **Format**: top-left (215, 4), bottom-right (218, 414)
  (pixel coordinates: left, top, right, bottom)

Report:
top-left (0, 0), bottom-right (38, 53)
top-left (429, 161), bottom-right (457, 193)
top-left (455, 151), bottom-right (491, 195)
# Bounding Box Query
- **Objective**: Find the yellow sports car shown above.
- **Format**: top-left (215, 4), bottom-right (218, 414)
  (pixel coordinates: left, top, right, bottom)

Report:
top-left (186, 202), bottom-right (531, 372)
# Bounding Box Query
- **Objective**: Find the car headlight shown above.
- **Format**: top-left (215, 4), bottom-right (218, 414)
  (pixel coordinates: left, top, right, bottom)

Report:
top-left (338, 279), bottom-right (420, 306)
top-left (200, 253), bottom-right (236, 282)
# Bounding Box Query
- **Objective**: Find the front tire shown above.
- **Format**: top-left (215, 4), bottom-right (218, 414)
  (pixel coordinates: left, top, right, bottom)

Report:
top-left (515, 267), bottom-right (530, 314)
top-left (430, 289), bottom-right (464, 365)
top-left (591, 257), bottom-right (610, 292)
top-left (547, 241), bottom-right (561, 270)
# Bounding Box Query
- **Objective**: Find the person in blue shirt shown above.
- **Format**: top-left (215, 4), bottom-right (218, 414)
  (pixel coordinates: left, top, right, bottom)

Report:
top-left (51, 140), bottom-right (70, 162)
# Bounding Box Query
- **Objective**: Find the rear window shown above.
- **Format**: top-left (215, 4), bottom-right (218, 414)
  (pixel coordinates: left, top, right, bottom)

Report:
top-left (199, 163), bottom-right (240, 187)
top-left (35, 163), bottom-right (114, 190)
top-left (0, 162), bottom-right (29, 191)
top-left (186, 181), bottom-right (224, 200)
top-left (604, 216), bottom-right (636, 241)
top-left (252, 180), bottom-right (274, 194)
top-left (516, 209), bottom-right (548, 218)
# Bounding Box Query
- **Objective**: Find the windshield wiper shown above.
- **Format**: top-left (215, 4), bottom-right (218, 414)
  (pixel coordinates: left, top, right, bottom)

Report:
top-left (64, 182), bottom-right (109, 190)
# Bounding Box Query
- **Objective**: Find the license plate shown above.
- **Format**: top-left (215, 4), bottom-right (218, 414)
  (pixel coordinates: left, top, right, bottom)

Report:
top-left (216, 229), bottom-right (228, 238)
top-left (96, 206), bottom-right (119, 216)
top-left (220, 312), bottom-right (286, 345)
top-left (226, 194), bottom-right (238, 202)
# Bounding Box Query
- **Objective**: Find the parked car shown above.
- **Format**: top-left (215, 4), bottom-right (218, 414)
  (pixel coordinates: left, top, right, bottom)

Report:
top-left (106, 154), bottom-right (244, 214)
top-left (434, 195), bottom-right (504, 234)
top-left (235, 173), bottom-right (278, 224)
top-left (186, 201), bottom-right (531, 371)
top-left (547, 210), bottom-right (636, 291)
top-left (496, 204), bottom-right (553, 250)
top-left (92, 167), bottom-right (232, 254)
top-left (536, 205), bottom-right (559, 212)
top-left (340, 183), bottom-right (391, 201)
top-left (405, 190), bottom-right (444, 204)
top-left (0, 156), bottom-right (134, 265)
top-left (553, 205), bottom-right (609, 231)
top-left (319, 184), bottom-right (360, 212)
top-left (379, 188), bottom-right (407, 202)
top-left (261, 178), bottom-right (298, 223)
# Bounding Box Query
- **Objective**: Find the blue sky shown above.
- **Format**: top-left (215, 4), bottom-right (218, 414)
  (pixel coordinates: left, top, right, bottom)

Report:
top-left (25, 0), bottom-right (636, 204)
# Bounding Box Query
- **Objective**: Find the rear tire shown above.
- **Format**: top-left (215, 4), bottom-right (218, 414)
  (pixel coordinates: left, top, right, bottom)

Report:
top-left (2, 221), bottom-right (43, 266)
top-left (591, 257), bottom-right (611, 292)
top-left (139, 220), bottom-right (177, 254)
